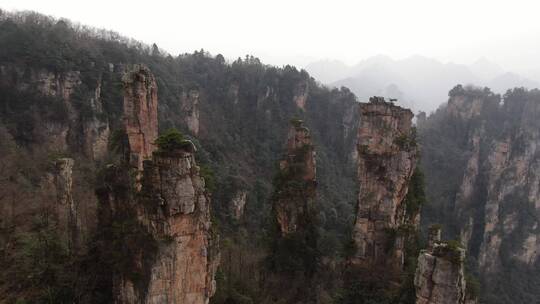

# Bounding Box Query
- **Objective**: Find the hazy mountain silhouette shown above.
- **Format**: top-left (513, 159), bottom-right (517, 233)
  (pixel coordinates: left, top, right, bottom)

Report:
top-left (306, 55), bottom-right (539, 113)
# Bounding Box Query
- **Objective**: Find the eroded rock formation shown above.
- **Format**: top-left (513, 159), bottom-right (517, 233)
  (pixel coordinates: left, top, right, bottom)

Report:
top-left (443, 89), bottom-right (540, 273)
top-left (229, 190), bottom-right (247, 220)
top-left (293, 81), bottom-right (309, 110)
top-left (419, 86), bottom-right (540, 301)
top-left (273, 120), bottom-right (316, 235)
top-left (414, 227), bottom-right (474, 304)
top-left (109, 65), bottom-right (218, 304)
top-left (83, 77), bottom-right (111, 160)
top-left (114, 146), bottom-right (219, 304)
top-left (351, 98), bottom-right (418, 272)
top-left (123, 64), bottom-right (159, 170)
top-left (181, 89), bottom-right (200, 136)
top-left (52, 158), bottom-right (79, 251)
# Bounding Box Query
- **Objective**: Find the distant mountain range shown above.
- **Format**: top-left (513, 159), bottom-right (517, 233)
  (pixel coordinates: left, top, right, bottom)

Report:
top-left (305, 55), bottom-right (540, 113)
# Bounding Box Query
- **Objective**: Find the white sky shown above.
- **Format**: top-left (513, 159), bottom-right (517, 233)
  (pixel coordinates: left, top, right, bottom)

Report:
top-left (3, 0), bottom-right (540, 70)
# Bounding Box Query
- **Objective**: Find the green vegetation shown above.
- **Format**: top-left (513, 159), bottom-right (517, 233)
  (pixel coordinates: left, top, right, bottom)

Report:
top-left (289, 117), bottom-right (304, 128)
top-left (199, 164), bottom-right (217, 193)
top-left (404, 167), bottom-right (426, 216)
top-left (9, 215), bottom-right (76, 303)
top-left (154, 128), bottom-right (192, 152)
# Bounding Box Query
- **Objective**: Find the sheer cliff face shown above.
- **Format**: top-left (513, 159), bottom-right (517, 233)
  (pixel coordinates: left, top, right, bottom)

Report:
top-left (0, 64), bottom-right (110, 159)
top-left (420, 87), bottom-right (540, 302)
top-left (123, 65), bottom-right (159, 171)
top-left (181, 89), bottom-right (200, 136)
top-left (51, 158), bottom-right (79, 251)
top-left (449, 91), bottom-right (540, 271)
top-left (274, 121), bottom-right (317, 236)
top-left (414, 242), bottom-right (467, 304)
top-left (352, 101), bottom-right (418, 270)
top-left (112, 67), bottom-right (218, 304)
top-left (114, 148), bottom-right (219, 304)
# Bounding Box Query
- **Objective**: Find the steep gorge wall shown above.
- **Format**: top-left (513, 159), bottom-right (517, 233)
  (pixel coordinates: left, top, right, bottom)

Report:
top-left (419, 86), bottom-right (540, 302)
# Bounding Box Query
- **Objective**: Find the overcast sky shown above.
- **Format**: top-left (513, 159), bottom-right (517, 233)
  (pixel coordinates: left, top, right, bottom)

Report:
top-left (3, 0), bottom-right (540, 70)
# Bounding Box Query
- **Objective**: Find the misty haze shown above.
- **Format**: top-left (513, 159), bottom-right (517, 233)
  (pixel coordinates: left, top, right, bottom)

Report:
top-left (0, 1), bottom-right (539, 304)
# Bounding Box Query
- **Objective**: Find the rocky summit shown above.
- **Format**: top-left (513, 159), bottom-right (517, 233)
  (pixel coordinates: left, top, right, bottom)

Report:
top-left (352, 98), bottom-right (419, 275)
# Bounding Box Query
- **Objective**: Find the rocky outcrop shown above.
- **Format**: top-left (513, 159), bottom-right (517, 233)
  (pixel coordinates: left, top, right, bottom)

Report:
top-left (273, 120), bottom-right (316, 236)
top-left (112, 145), bottom-right (219, 304)
top-left (112, 65), bottom-right (218, 303)
top-left (440, 89), bottom-right (540, 274)
top-left (52, 158), bottom-right (79, 252)
top-left (105, 144), bottom-right (219, 304)
top-left (83, 77), bottom-right (111, 160)
top-left (35, 70), bottom-right (81, 101)
top-left (414, 226), bottom-right (478, 304)
top-left (414, 241), bottom-right (466, 304)
top-left (106, 142), bottom-right (219, 304)
top-left (351, 97), bottom-right (418, 272)
top-left (229, 190), bottom-right (247, 220)
top-left (420, 86), bottom-right (540, 301)
top-left (181, 89), bottom-right (200, 136)
top-left (0, 64), bottom-right (111, 159)
top-left (123, 64), bottom-right (159, 171)
top-left (293, 81), bottom-right (309, 110)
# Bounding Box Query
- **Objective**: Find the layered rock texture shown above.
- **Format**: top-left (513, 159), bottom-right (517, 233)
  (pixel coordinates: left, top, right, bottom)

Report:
top-left (107, 66), bottom-right (219, 304)
top-left (52, 158), bottom-right (79, 252)
top-left (111, 146), bottom-right (219, 304)
top-left (414, 227), bottom-right (468, 304)
top-left (181, 89), bottom-right (200, 136)
top-left (229, 190), bottom-right (247, 220)
top-left (351, 97), bottom-right (418, 272)
top-left (293, 81), bottom-right (309, 110)
top-left (273, 120), bottom-right (317, 236)
top-left (123, 64), bottom-right (159, 171)
top-left (0, 64), bottom-right (111, 159)
top-left (420, 85), bottom-right (540, 302)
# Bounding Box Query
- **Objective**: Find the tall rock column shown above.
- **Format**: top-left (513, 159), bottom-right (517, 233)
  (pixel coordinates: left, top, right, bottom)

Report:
top-left (351, 97), bottom-right (418, 272)
top-left (181, 89), bottom-right (200, 136)
top-left (111, 144), bottom-right (219, 304)
top-left (123, 64), bottom-right (158, 171)
top-left (111, 65), bottom-right (218, 303)
top-left (273, 119), bottom-right (317, 236)
top-left (414, 227), bottom-right (477, 304)
top-left (142, 145), bottom-right (219, 304)
top-left (52, 157), bottom-right (79, 252)
top-left (266, 120), bottom-right (318, 301)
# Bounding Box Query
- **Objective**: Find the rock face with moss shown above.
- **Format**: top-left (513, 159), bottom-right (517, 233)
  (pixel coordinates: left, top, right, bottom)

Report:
top-left (181, 89), bottom-right (200, 136)
top-left (229, 190), bottom-right (247, 220)
top-left (118, 146), bottom-right (219, 304)
top-left (111, 66), bottom-right (218, 303)
top-left (273, 120), bottom-right (317, 235)
top-left (420, 86), bottom-right (540, 301)
top-left (123, 64), bottom-right (158, 171)
top-left (351, 98), bottom-right (418, 272)
top-left (106, 143), bottom-right (219, 304)
top-left (414, 227), bottom-right (474, 304)
top-left (51, 157), bottom-right (79, 251)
